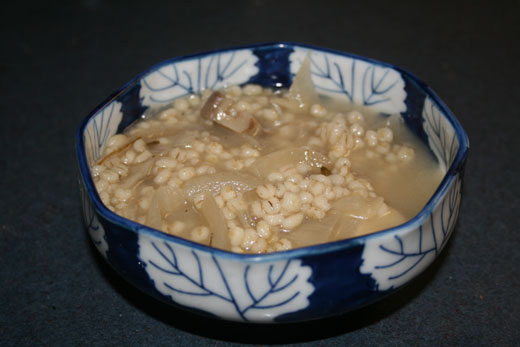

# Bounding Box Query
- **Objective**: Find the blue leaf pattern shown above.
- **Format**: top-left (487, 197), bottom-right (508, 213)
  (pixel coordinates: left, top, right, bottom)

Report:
top-left (83, 101), bottom-right (123, 165)
top-left (138, 235), bottom-right (314, 322)
top-left (290, 49), bottom-right (406, 114)
top-left (140, 50), bottom-right (259, 107)
top-left (79, 177), bottom-right (108, 258)
top-left (360, 98), bottom-right (461, 290)
top-left (81, 101), bottom-right (123, 255)
top-left (422, 97), bottom-right (458, 172)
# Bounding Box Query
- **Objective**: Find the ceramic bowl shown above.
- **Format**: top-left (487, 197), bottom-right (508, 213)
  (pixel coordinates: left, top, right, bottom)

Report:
top-left (76, 42), bottom-right (469, 323)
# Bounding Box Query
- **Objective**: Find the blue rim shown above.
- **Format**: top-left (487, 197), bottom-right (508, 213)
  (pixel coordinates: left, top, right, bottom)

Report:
top-left (75, 42), bottom-right (469, 263)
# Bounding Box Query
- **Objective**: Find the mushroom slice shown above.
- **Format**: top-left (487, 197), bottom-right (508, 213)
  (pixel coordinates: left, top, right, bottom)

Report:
top-left (200, 91), bottom-right (262, 136)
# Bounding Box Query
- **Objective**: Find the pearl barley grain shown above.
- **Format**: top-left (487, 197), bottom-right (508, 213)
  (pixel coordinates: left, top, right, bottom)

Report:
top-left (347, 110), bottom-right (364, 124)
top-left (256, 220), bottom-right (271, 238)
top-left (107, 134), bottom-right (129, 148)
top-left (282, 212), bottom-right (304, 230)
top-left (156, 158), bottom-right (177, 168)
top-left (114, 188), bottom-right (132, 202)
top-left (251, 238), bottom-right (267, 253)
top-left (365, 130), bottom-right (378, 147)
top-left (191, 226), bottom-right (210, 242)
top-left (100, 170), bottom-right (119, 183)
top-left (174, 98), bottom-right (190, 112)
top-left (398, 146), bottom-right (415, 162)
top-left (281, 192), bottom-right (302, 213)
top-left (170, 221), bottom-right (185, 234)
top-left (178, 167), bottom-right (195, 181)
top-left (229, 227), bottom-right (245, 246)
top-left (133, 138), bottom-right (146, 152)
top-left (310, 104), bottom-right (327, 118)
top-left (377, 128), bottom-right (393, 142)
top-left (135, 150), bottom-right (152, 163)
top-left (257, 184), bottom-right (275, 200)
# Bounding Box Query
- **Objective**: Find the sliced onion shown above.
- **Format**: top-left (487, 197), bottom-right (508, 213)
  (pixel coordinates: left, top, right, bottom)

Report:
top-left (168, 130), bottom-right (204, 148)
top-left (288, 55), bottom-right (318, 110)
top-left (285, 211), bottom-right (339, 248)
top-left (182, 172), bottom-right (261, 198)
top-left (270, 97), bottom-right (301, 113)
top-left (119, 160), bottom-right (154, 189)
top-left (200, 194), bottom-right (229, 250)
top-left (328, 215), bottom-right (360, 242)
top-left (97, 137), bottom-right (139, 165)
top-left (157, 185), bottom-right (184, 215)
top-left (201, 91), bottom-right (262, 136)
top-left (236, 209), bottom-right (254, 229)
top-left (353, 207), bottom-right (407, 237)
top-left (249, 147), bottom-right (331, 177)
top-left (145, 190), bottom-right (162, 230)
top-left (332, 195), bottom-right (386, 220)
top-left (119, 204), bottom-right (137, 221)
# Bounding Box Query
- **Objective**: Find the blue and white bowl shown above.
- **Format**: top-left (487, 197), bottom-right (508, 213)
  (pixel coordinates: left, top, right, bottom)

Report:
top-left (76, 42), bottom-right (469, 323)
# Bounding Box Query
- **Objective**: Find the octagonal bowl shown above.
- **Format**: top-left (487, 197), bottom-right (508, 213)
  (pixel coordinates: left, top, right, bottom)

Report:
top-left (75, 42), bottom-right (469, 323)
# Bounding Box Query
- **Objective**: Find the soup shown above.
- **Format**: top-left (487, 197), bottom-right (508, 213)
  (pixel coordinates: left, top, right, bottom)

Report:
top-left (90, 62), bottom-right (443, 253)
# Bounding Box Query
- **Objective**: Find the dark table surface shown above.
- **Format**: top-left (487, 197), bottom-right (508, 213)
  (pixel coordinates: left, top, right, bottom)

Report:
top-left (2, 1), bottom-right (519, 346)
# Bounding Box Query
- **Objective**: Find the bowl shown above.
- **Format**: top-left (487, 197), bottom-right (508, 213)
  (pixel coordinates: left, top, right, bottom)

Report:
top-left (75, 42), bottom-right (469, 323)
